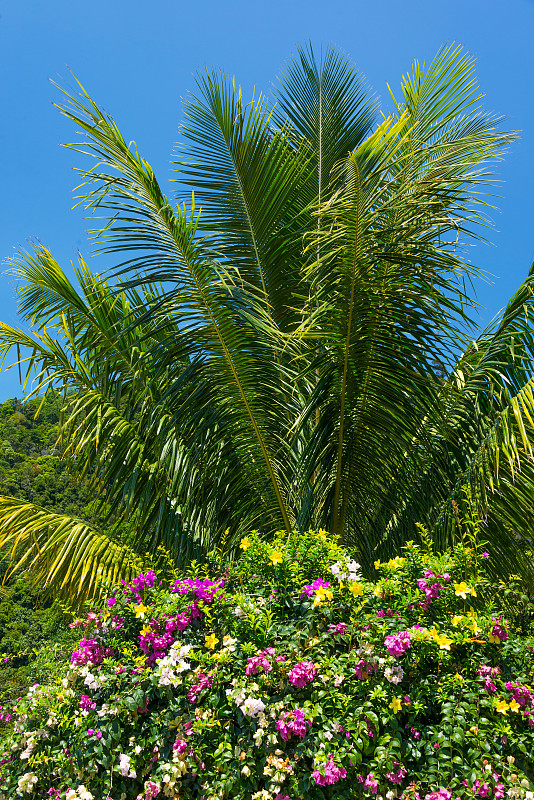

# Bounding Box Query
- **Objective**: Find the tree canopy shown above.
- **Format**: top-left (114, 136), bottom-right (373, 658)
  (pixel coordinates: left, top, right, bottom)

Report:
top-left (1, 44), bottom-right (534, 600)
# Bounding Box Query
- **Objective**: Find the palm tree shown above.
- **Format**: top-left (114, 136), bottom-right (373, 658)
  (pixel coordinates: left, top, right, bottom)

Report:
top-left (2, 43), bottom-right (534, 602)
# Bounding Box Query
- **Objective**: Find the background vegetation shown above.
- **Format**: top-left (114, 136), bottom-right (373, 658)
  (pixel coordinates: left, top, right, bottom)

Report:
top-left (0, 394), bottom-right (100, 706)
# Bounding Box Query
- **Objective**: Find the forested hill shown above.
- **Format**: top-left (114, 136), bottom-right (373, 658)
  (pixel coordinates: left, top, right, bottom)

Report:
top-left (0, 394), bottom-right (88, 516)
top-left (0, 395), bottom-right (86, 702)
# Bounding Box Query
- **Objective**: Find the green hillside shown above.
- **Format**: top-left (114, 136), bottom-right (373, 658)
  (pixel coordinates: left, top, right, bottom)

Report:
top-left (0, 394), bottom-right (86, 705)
top-left (0, 394), bottom-right (89, 516)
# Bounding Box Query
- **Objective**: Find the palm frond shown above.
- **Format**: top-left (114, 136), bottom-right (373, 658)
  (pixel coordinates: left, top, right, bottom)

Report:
top-left (0, 496), bottom-right (140, 606)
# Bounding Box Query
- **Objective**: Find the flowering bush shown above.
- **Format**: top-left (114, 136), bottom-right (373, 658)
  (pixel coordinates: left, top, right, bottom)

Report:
top-left (2, 530), bottom-right (534, 800)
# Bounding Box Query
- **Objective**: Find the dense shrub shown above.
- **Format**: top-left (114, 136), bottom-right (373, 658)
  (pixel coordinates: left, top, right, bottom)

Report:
top-left (2, 530), bottom-right (534, 800)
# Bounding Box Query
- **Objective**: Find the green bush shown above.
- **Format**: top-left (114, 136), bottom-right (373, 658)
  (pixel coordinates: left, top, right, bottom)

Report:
top-left (2, 530), bottom-right (534, 800)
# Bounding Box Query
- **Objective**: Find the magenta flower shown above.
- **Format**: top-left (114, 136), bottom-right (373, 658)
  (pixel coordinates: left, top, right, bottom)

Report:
top-left (171, 577), bottom-right (224, 603)
top-left (288, 660), bottom-right (317, 687)
top-left (245, 652), bottom-right (273, 675)
top-left (143, 782), bottom-right (161, 799)
top-left (276, 708), bottom-right (309, 740)
top-left (416, 578), bottom-right (443, 602)
top-left (187, 673), bottom-right (213, 704)
top-left (384, 631), bottom-right (411, 657)
top-left (301, 578), bottom-right (331, 598)
top-left (385, 762), bottom-right (406, 784)
top-left (354, 659), bottom-right (379, 680)
top-left (328, 623), bottom-right (347, 635)
top-left (364, 773), bottom-right (378, 794)
top-left (79, 695), bottom-right (96, 711)
top-left (312, 755), bottom-right (347, 786)
top-left (491, 619), bottom-right (509, 642)
top-left (71, 638), bottom-right (113, 666)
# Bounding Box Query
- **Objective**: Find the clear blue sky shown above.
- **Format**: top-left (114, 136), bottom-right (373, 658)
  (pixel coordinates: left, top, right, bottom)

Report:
top-left (1, 0), bottom-right (534, 399)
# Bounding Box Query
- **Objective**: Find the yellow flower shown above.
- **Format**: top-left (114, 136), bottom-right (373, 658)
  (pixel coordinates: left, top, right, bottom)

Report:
top-left (270, 550), bottom-right (284, 565)
top-left (454, 582), bottom-right (473, 599)
top-left (389, 697), bottom-right (402, 714)
top-left (451, 615), bottom-right (462, 627)
top-left (374, 560), bottom-right (381, 570)
top-left (387, 557), bottom-right (405, 569)
top-left (468, 620), bottom-right (482, 635)
top-left (509, 699), bottom-right (520, 713)
top-left (488, 633), bottom-right (502, 644)
top-left (239, 537), bottom-right (251, 551)
top-left (434, 633), bottom-right (453, 651)
top-left (313, 587), bottom-right (333, 607)
top-left (349, 582), bottom-right (364, 597)
top-left (373, 586), bottom-right (385, 598)
top-left (140, 624), bottom-right (152, 637)
top-left (205, 633), bottom-right (219, 650)
top-left (496, 699), bottom-right (509, 714)
top-left (134, 603), bottom-right (149, 619)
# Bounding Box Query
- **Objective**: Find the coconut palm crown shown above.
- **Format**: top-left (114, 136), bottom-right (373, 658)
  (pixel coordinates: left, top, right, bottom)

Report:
top-left (2, 44), bottom-right (534, 601)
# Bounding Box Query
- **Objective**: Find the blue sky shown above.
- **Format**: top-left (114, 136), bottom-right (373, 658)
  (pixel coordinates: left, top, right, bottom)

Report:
top-left (1, 0), bottom-right (534, 399)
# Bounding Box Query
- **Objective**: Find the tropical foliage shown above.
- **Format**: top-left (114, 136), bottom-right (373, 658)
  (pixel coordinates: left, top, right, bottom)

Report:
top-left (2, 44), bottom-right (534, 598)
top-left (2, 529), bottom-right (534, 800)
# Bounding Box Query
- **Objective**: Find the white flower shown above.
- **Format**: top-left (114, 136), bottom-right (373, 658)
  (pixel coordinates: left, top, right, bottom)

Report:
top-left (333, 674), bottom-right (344, 687)
top-left (241, 765), bottom-right (251, 776)
top-left (16, 771), bottom-right (38, 794)
top-left (384, 665), bottom-right (404, 685)
top-left (84, 673), bottom-right (99, 690)
top-left (252, 791), bottom-right (272, 800)
top-left (118, 753), bottom-right (136, 778)
top-left (222, 635), bottom-right (237, 652)
top-left (66, 790), bottom-right (78, 800)
top-left (234, 606), bottom-right (245, 617)
top-left (240, 696), bottom-right (266, 718)
top-left (78, 786), bottom-right (94, 800)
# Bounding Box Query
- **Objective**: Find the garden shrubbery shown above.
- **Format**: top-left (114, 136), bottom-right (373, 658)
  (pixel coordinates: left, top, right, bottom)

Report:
top-left (2, 530), bottom-right (534, 800)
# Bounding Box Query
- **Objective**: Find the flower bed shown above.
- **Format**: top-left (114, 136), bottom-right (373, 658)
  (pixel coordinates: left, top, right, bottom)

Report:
top-left (2, 530), bottom-right (534, 800)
